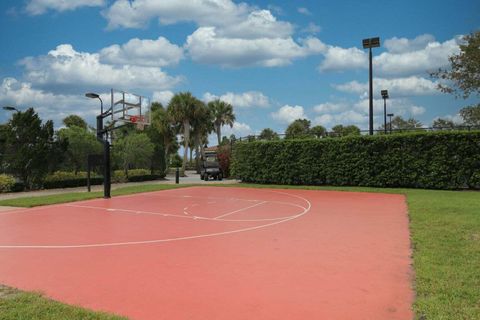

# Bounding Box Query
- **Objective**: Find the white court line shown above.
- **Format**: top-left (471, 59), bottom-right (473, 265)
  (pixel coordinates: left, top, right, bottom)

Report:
top-left (0, 190), bottom-right (311, 249)
top-left (213, 201), bottom-right (267, 220)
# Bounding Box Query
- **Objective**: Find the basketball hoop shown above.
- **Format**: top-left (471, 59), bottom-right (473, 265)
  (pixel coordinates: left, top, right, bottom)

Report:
top-left (130, 115), bottom-right (145, 130)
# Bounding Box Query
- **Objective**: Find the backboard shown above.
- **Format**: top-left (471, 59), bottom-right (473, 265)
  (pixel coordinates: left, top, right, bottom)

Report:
top-left (109, 89), bottom-right (151, 130)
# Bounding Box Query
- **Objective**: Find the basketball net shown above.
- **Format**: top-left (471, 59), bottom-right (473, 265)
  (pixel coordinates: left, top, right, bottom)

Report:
top-left (130, 115), bottom-right (145, 131)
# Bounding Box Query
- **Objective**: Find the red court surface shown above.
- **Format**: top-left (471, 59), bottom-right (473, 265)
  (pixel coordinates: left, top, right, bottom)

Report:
top-left (0, 186), bottom-right (413, 319)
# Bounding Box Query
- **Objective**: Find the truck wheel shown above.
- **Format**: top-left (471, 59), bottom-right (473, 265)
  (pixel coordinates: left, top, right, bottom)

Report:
top-left (204, 174), bottom-right (209, 181)
top-left (218, 173), bottom-right (223, 181)
top-left (200, 174), bottom-right (204, 180)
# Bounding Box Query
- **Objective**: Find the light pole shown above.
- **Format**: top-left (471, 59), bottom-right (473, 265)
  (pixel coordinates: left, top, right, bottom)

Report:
top-left (387, 113), bottom-right (394, 134)
top-left (381, 90), bottom-right (389, 134)
top-left (85, 92), bottom-right (110, 199)
top-left (362, 37), bottom-right (380, 135)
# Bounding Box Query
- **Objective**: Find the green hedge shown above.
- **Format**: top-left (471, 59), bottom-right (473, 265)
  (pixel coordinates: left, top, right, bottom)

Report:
top-left (231, 131), bottom-right (480, 190)
top-left (43, 170), bottom-right (162, 189)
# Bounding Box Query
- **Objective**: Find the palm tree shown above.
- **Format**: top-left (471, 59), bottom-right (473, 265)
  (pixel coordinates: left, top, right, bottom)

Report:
top-left (208, 99), bottom-right (236, 146)
top-left (151, 104), bottom-right (176, 173)
top-left (190, 102), bottom-right (213, 171)
top-left (167, 92), bottom-right (203, 172)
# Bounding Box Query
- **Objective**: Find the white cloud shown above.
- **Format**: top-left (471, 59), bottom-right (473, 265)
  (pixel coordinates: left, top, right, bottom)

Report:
top-left (353, 98), bottom-right (426, 117)
top-left (99, 37), bottom-right (183, 67)
top-left (319, 46), bottom-right (367, 71)
top-left (0, 77), bottom-right (101, 127)
top-left (217, 10), bottom-right (293, 39)
top-left (313, 102), bottom-right (349, 113)
top-left (185, 27), bottom-right (325, 67)
top-left (152, 90), bottom-right (174, 106)
top-left (203, 91), bottom-right (270, 108)
top-left (20, 44), bottom-right (181, 93)
top-left (222, 122), bottom-right (253, 137)
top-left (26, 0), bottom-right (104, 15)
top-left (271, 105), bottom-right (307, 124)
top-left (302, 22), bottom-right (321, 34)
top-left (384, 34), bottom-right (436, 54)
top-left (297, 7), bottom-right (312, 15)
top-left (319, 35), bottom-right (462, 77)
top-left (103, 0), bottom-right (251, 29)
top-left (375, 36), bottom-right (461, 76)
top-left (334, 76), bottom-right (439, 97)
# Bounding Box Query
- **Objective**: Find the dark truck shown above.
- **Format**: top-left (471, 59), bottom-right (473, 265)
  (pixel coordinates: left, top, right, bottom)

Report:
top-left (200, 150), bottom-right (223, 181)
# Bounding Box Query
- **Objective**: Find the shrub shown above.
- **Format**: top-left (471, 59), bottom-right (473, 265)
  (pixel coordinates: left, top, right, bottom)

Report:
top-left (231, 131), bottom-right (480, 190)
top-left (0, 174), bottom-right (16, 192)
top-left (218, 145), bottom-right (232, 178)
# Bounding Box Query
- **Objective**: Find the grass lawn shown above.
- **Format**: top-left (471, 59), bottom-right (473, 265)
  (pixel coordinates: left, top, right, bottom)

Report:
top-left (0, 285), bottom-right (127, 320)
top-left (0, 183), bottom-right (479, 319)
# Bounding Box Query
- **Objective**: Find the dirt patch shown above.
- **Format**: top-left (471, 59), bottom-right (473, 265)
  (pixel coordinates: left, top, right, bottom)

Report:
top-left (0, 285), bottom-right (20, 299)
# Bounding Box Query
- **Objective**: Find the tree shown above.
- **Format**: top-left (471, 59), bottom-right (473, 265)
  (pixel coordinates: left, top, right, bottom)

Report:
top-left (63, 115), bottom-right (88, 129)
top-left (152, 103), bottom-right (177, 173)
top-left (459, 105), bottom-right (480, 126)
top-left (58, 126), bottom-right (102, 173)
top-left (3, 108), bottom-right (66, 188)
top-left (331, 125), bottom-right (361, 137)
top-left (167, 92), bottom-right (203, 172)
top-left (285, 119), bottom-right (313, 139)
top-left (189, 102), bottom-right (212, 171)
top-left (388, 116), bottom-right (424, 131)
top-left (208, 99), bottom-right (236, 146)
top-left (431, 31), bottom-right (480, 99)
top-left (432, 118), bottom-right (456, 130)
top-left (310, 125), bottom-right (326, 138)
top-left (113, 133), bottom-right (154, 176)
top-left (258, 128), bottom-right (279, 140)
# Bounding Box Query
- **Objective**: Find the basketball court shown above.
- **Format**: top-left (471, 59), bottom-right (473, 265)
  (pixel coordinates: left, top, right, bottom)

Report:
top-left (0, 186), bottom-right (413, 319)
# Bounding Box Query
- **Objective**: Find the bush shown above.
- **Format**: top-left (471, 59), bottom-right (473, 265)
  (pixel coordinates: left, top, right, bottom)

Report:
top-left (43, 171), bottom-right (103, 189)
top-left (0, 174), bottom-right (16, 192)
top-left (231, 131), bottom-right (480, 190)
top-left (43, 169), bottom-right (163, 189)
top-left (218, 145), bottom-right (232, 178)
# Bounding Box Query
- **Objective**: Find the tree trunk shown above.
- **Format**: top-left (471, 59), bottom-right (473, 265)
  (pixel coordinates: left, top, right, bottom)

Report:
top-left (216, 124), bottom-right (221, 146)
top-left (195, 133), bottom-right (201, 173)
top-left (182, 120), bottom-right (190, 173)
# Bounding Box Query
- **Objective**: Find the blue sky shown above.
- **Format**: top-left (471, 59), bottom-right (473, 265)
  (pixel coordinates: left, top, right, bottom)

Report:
top-left (0, 0), bottom-right (478, 139)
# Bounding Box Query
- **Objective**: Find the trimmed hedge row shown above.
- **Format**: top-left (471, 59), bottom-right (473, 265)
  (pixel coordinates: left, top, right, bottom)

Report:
top-left (43, 170), bottom-right (163, 189)
top-left (231, 131), bottom-right (480, 190)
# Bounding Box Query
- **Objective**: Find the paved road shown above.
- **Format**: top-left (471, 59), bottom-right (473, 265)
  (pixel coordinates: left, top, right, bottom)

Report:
top-left (0, 170), bottom-right (238, 202)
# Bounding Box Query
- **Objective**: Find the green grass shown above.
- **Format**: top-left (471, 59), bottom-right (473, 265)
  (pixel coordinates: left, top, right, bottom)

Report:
top-left (1, 183), bottom-right (479, 319)
top-left (0, 286), bottom-right (127, 320)
top-left (0, 184), bottom-right (190, 207)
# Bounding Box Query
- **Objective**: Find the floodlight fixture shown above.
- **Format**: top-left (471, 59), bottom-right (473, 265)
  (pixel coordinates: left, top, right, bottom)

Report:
top-left (362, 36), bottom-right (381, 135)
top-left (381, 90), bottom-right (389, 99)
top-left (362, 37), bottom-right (380, 48)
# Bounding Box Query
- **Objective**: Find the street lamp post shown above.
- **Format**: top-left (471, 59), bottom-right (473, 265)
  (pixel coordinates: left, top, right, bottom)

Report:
top-left (387, 113), bottom-right (394, 134)
top-left (362, 37), bottom-right (380, 135)
top-left (85, 92), bottom-right (111, 199)
top-left (381, 90), bottom-right (389, 134)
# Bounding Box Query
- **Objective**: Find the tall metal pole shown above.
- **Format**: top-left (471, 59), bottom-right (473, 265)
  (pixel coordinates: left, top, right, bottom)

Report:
top-left (368, 47), bottom-right (374, 135)
top-left (383, 97), bottom-right (387, 134)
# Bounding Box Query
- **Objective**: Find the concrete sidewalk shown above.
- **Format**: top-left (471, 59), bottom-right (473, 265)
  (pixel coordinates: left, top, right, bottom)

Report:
top-left (0, 170), bottom-right (238, 201)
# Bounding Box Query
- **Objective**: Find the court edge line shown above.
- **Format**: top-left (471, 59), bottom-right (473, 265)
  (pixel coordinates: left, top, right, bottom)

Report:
top-left (0, 191), bottom-right (311, 249)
